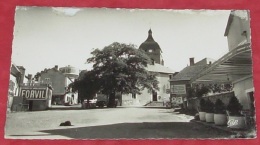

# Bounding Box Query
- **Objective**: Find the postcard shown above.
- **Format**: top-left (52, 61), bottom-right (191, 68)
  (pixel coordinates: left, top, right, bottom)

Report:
top-left (5, 7), bottom-right (256, 139)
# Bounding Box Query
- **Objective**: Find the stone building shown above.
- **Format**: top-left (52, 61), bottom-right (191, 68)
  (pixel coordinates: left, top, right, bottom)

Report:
top-left (8, 63), bottom-right (27, 112)
top-left (169, 58), bottom-right (214, 108)
top-left (122, 29), bottom-right (176, 106)
top-left (193, 10), bottom-right (253, 112)
top-left (37, 65), bottom-right (79, 105)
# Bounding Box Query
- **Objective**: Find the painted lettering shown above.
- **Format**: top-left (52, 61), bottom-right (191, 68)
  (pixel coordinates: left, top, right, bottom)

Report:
top-left (227, 119), bottom-right (239, 127)
top-left (21, 90), bottom-right (26, 97)
top-left (35, 90), bottom-right (40, 98)
top-left (25, 90), bottom-right (30, 98)
top-left (20, 89), bottom-right (47, 100)
top-left (41, 90), bottom-right (45, 99)
top-left (30, 90), bottom-right (35, 98)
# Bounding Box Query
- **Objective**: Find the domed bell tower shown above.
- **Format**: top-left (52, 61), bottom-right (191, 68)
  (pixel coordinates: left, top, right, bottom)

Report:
top-left (139, 29), bottom-right (164, 65)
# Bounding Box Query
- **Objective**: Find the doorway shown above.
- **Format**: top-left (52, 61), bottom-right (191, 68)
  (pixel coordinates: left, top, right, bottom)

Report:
top-left (152, 91), bottom-right (157, 101)
top-left (29, 100), bottom-right (33, 111)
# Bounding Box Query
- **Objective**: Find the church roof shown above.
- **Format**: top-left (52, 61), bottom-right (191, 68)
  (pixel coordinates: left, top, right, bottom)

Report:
top-left (146, 63), bottom-right (175, 74)
top-left (139, 29), bottom-right (162, 52)
top-left (170, 64), bottom-right (208, 81)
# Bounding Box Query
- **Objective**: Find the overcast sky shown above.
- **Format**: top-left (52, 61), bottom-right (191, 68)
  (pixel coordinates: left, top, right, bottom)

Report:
top-left (11, 7), bottom-right (230, 75)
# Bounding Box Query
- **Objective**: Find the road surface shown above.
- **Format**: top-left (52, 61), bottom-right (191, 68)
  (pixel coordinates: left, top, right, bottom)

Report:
top-left (5, 106), bottom-right (233, 139)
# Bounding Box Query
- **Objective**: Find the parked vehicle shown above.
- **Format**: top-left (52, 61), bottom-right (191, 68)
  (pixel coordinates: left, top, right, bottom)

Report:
top-left (83, 98), bottom-right (97, 108)
top-left (82, 93), bottom-right (119, 108)
top-left (96, 94), bottom-right (108, 107)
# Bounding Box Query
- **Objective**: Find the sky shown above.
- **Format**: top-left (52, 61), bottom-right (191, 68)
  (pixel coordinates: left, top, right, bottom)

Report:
top-left (11, 7), bottom-right (231, 75)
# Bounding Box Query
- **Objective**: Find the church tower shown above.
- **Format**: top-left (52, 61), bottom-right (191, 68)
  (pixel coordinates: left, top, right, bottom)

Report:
top-left (139, 29), bottom-right (164, 65)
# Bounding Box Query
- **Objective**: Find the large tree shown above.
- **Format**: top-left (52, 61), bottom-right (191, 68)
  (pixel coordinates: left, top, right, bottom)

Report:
top-left (87, 42), bottom-right (159, 107)
top-left (69, 70), bottom-right (101, 107)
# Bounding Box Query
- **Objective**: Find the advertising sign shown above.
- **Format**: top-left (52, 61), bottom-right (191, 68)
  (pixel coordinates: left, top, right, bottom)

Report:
top-left (166, 89), bottom-right (170, 94)
top-left (171, 96), bottom-right (183, 104)
top-left (171, 85), bottom-right (186, 94)
top-left (19, 88), bottom-right (47, 100)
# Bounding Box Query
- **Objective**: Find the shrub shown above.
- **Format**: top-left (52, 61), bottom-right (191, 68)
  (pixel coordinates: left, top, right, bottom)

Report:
top-left (214, 99), bottom-right (226, 114)
top-left (198, 99), bottom-right (206, 112)
top-left (205, 99), bottom-right (214, 113)
top-left (194, 113), bottom-right (200, 120)
top-left (227, 96), bottom-right (243, 116)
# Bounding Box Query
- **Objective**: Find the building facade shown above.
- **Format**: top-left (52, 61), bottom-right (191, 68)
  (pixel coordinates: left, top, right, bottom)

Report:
top-left (170, 58), bottom-right (214, 108)
top-left (193, 10), bottom-right (253, 112)
top-left (224, 10), bottom-right (253, 111)
top-left (8, 63), bottom-right (28, 112)
top-left (37, 65), bottom-right (79, 105)
top-left (122, 29), bottom-right (175, 106)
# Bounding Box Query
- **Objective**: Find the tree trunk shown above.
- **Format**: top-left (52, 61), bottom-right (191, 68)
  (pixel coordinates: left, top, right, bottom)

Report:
top-left (107, 92), bottom-right (116, 108)
top-left (79, 92), bottom-right (85, 109)
top-left (118, 92), bottom-right (122, 106)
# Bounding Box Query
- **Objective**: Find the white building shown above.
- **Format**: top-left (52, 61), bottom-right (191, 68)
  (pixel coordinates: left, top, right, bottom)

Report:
top-left (193, 10), bottom-right (254, 112)
top-left (122, 29), bottom-right (176, 106)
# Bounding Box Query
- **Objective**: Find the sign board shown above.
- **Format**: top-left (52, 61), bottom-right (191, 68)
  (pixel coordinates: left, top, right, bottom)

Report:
top-left (19, 88), bottom-right (47, 100)
top-left (171, 96), bottom-right (183, 104)
top-left (171, 85), bottom-right (186, 94)
top-left (166, 89), bottom-right (170, 94)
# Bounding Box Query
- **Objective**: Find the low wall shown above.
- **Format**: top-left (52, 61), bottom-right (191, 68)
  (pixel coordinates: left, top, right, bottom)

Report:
top-left (121, 99), bottom-right (150, 106)
top-left (122, 100), bottom-right (134, 106)
top-left (11, 96), bottom-right (25, 111)
top-left (187, 91), bottom-right (235, 111)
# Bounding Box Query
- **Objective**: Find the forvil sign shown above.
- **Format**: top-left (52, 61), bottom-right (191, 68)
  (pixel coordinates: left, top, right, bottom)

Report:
top-left (20, 89), bottom-right (47, 100)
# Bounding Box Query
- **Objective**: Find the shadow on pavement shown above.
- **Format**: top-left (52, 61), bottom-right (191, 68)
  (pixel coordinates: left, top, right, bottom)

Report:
top-left (49, 105), bottom-right (128, 111)
top-left (14, 122), bottom-right (234, 139)
top-left (140, 106), bottom-right (169, 109)
top-left (173, 108), bottom-right (198, 116)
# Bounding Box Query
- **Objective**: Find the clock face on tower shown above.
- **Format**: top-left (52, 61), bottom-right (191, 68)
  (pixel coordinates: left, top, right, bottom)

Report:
top-left (139, 29), bottom-right (163, 65)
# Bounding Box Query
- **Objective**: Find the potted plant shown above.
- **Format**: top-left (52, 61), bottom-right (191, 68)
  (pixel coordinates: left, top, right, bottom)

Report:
top-left (205, 99), bottom-right (214, 123)
top-left (226, 96), bottom-right (245, 129)
top-left (198, 99), bottom-right (206, 121)
top-left (214, 99), bottom-right (227, 125)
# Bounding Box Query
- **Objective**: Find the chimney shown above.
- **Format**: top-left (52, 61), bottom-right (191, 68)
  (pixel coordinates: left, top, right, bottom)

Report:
top-left (189, 57), bottom-right (195, 66)
top-left (54, 65), bottom-right (58, 70)
top-left (28, 74), bottom-right (32, 81)
top-left (161, 59), bottom-right (164, 66)
top-left (17, 66), bottom-right (25, 85)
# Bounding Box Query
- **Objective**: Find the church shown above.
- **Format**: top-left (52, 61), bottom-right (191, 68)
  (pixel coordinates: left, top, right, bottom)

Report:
top-left (121, 29), bottom-right (176, 106)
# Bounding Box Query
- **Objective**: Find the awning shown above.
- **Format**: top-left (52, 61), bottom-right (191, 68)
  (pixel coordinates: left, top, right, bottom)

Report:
top-left (191, 43), bottom-right (252, 83)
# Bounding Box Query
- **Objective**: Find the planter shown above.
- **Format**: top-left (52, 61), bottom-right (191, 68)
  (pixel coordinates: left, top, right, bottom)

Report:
top-left (205, 113), bottom-right (214, 123)
top-left (227, 116), bottom-right (246, 129)
top-left (199, 112), bottom-right (206, 121)
top-left (214, 114), bottom-right (227, 125)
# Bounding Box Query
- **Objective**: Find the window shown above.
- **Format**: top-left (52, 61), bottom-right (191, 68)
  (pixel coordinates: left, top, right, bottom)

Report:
top-left (149, 49), bottom-right (153, 52)
top-left (132, 93), bottom-right (136, 99)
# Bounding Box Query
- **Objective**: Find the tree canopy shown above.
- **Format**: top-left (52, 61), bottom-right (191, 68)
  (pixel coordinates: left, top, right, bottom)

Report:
top-left (69, 70), bottom-right (101, 104)
top-left (71, 42), bottom-right (159, 107)
top-left (187, 83), bottom-right (233, 99)
top-left (88, 42), bottom-right (159, 94)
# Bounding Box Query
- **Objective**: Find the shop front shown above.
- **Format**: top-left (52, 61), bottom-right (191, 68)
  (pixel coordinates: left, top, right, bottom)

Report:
top-left (19, 84), bottom-right (52, 111)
